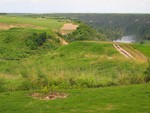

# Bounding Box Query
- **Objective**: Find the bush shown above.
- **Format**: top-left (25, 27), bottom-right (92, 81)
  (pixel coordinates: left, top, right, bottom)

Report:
top-left (0, 78), bottom-right (6, 92)
top-left (144, 61), bottom-right (150, 82)
top-left (26, 32), bottom-right (47, 50)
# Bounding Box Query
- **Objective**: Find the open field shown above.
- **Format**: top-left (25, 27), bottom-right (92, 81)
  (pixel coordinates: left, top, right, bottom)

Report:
top-left (0, 16), bottom-right (65, 29)
top-left (0, 15), bottom-right (150, 113)
top-left (0, 83), bottom-right (150, 113)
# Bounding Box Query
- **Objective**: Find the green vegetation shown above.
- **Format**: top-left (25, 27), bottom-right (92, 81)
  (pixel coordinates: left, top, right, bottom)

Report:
top-left (0, 16), bottom-right (64, 29)
top-left (133, 43), bottom-right (150, 58)
top-left (0, 15), bottom-right (150, 113)
top-left (63, 23), bottom-right (105, 42)
top-left (144, 61), bottom-right (150, 82)
top-left (75, 14), bottom-right (150, 41)
top-left (0, 41), bottom-right (149, 91)
top-left (37, 13), bottom-right (150, 41)
top-left (0, 84), bottom-right (150, 113)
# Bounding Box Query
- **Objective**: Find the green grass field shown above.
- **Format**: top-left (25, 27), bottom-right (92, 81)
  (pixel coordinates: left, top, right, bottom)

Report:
top-left (133, 44), bottom-right (150, 58)
top-left (0, 16), bottom-right (64, 29)
top-left (0, 15), bottom-right (150, 113)
top-left (0, 83), bottom-right (150, 113)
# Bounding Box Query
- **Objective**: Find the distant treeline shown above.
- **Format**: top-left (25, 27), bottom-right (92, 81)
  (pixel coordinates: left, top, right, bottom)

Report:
top-left (75, 14), bottom-right (150, 40)
top-left (25, 13), bottom-right (150, 41)
top-left (0, 13), bottom-right (7, 15)
top-left (37, 14), bottom-right (150, 40)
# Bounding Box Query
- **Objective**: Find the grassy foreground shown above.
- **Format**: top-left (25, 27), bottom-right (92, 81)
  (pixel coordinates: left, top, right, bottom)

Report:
top-left (0, 83), bottom-right (150, 113)
top-left (0, 15), bottom-right (150, 113)
top-left (0, 41), bottom-right (148, 91)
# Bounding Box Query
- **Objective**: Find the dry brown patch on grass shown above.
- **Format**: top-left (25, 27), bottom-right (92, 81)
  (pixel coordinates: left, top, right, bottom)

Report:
top-left (105, 104), bottom-right (116, 111)
top-left (0, 23), bottom-right (14, 30)
top-left (0, 23), bottom-right (44, 30)
top-left (31, 92), bottom-right (68, 100)
top-left (0, 73), bottom-right (19, 79)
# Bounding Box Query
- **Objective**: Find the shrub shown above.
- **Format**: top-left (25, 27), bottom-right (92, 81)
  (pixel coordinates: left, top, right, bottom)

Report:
top-left (26, 32), bottom-right (47, 50)
top-left (144, 61), bottom-right (150, 82)
top-left (0, 78), bottom-right (6, 92)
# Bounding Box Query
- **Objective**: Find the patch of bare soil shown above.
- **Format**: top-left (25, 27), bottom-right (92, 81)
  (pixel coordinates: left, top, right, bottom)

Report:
top-left (0, 23), bottom-right (13, 30)
top-left (31, 92), bottom-right (68, 100)
top-left (59, 23), bottom-right (78, 35)
top-left (113, 44), bottom-right (147, 62)
top-left (113, 44), bottom-right (133, 59)
top-left (120, 45), bottom-right (147, 62)
top-left (0, 23), bottom-right (44, 30)
top-left (60, 23), bottom-right (78, 31)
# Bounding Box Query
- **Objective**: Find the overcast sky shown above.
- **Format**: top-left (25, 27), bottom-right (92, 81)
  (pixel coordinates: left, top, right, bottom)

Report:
top-left (0, 0), bottom-right (150, 13)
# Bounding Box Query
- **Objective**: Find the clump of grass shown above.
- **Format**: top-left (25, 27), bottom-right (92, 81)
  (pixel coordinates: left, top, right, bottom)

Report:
top-left (0, 78), bottom-right (6, 92)
top-left (144, 60), bottom-right (150, 82)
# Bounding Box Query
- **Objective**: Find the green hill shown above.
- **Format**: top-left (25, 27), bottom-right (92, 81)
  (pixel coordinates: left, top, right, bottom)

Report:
top-left (0, 15), bottom-right (150, 91)
top-left (0, 15), bottom-right (150, 112)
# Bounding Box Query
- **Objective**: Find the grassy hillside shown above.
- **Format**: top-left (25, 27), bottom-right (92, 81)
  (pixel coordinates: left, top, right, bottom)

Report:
top-left (0, 83), bottom-right (150, 113)
top-left (0, 41), bottom-right (148, 91)
top-left (0, 15), bottom-right (150, 113)
top-left (0, 16), bottom-right (149, 91)
top-left (132, 44), bottom-right (150, 58)
top-left (0, 16), bottom-right (66, 59)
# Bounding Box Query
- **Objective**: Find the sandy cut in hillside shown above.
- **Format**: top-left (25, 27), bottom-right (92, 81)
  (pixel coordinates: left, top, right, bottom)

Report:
top-left (60, 23), bottom-right (78, 31)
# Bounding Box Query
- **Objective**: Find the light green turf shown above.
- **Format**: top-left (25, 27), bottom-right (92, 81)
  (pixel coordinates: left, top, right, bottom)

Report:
top-left (0, 84), bottom-right (150, 113)
top-left (133, 44), bottom-right (150, 58)
top-left (0, 16), bottom-right (65, 29)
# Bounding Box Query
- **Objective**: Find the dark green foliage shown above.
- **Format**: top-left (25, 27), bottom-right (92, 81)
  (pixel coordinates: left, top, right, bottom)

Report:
top-left (144, 61), bottom-right (150, 82)
top-left (0, 13), bottom-right (7, 15)
top-left (75, 14), bottom-right (150, 40)
top-left (63, 23), bottom-right (105, 42)
top-left (0, 79), bottom-right (6, 92)
top-left (3, 35), bottom-right (13, 43)
top-left (26, 32), bottom-right (47, 50)
top-left (43, 13), bottom-right (150, 41)
top-left (140, 40), bottom-right (145, 44)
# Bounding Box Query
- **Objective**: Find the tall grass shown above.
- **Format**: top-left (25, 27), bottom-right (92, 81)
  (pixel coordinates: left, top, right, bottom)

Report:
top-left (0, 42), bottom-right (149, 92)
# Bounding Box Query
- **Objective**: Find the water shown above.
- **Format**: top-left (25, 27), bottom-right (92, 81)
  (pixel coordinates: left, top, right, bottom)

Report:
top-left (113, 35), bottom-right (136, 43)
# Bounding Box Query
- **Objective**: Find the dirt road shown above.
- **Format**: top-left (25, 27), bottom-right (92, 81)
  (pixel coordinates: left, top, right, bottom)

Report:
top-left (113, 44), bottom-right (147, 62)
top-left (113, 44), bottom-right (133, 59)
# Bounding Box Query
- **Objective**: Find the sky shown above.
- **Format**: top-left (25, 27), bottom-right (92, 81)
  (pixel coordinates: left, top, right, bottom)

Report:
top-left (0, 0), bottom-right (150, 13)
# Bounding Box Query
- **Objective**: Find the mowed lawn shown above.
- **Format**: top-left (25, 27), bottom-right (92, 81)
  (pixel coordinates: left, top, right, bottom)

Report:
top-left (0, 83), bottom-right (150, 113)
top-left (0, 16), bottom-right (65, 29)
